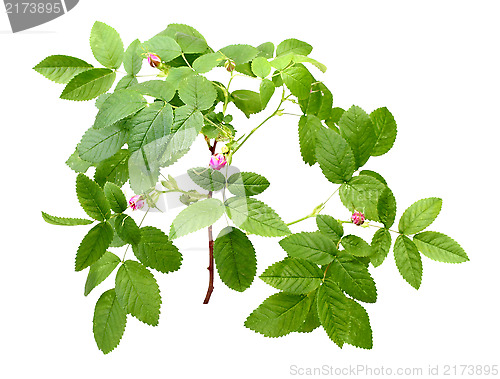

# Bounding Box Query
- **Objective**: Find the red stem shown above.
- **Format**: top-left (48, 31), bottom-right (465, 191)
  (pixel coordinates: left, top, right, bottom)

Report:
top-left (203, 140), bottom-right (217, 304)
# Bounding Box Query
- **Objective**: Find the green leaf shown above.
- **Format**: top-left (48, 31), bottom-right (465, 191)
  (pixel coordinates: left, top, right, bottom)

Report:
top-left (76, 173), bottom-right (111, 221)
top-left (282, 66), bottom-right (314, 100)
top-left (370, 107), bottom-right (397, 156)
top-left (413, 231), bottom-right (469, 263)
top-left (260, 79), bottom-right (275, 108)
top-left (251, 57), bottom-right (272, 78)
top-left (340, 175), bottom-right (386, 221)
top-left (123, 39), bottom-right (142, 76)
top-left (316, 215), bottom-right (344, 245)
top-left (66, 148), bottom-right (93, 174)
top-left (128, 102), bottom-right (173, 153)
top-left (370, 228), bottom-right (391, 267)
top-left (298, 115), bottom-right (322, 165)
top-left (316, 278), bottom-right (349, 347)
top-left (292, 54), bottom-right (327, 73)
top-left (169, 198), bottom-right (225, 239)
top-left (227, 172), bottom-right (270, 196)
top-left (115, 260), bottom-right (161, 326)
top-left (260, 257), bottom-right (323, 294)
top-left (115, 75), bottom-right (138, 91)
top-left (164, 67), bottom-right (195, 89)
top-left (245, 292), bottom-right (312, 337)
top-left (33, 55), bottom-right (93, 84)
top-left (103, 182), bottom-right (127, 213)
top-left (225, 197), bottom-right (290, 237)
top-left (130, 80), bottom-right (176, 102)
top-left (279, 231), bottom-right (337, 265)
top-left (78, 123), bottom-right (127, 163)
top-left (295, 289), bottom-right (320, 333)
top-left (338, 105), bottom-right (377, 169)
top-left (399, 197), bottom-right (443, 235)
top-left (90, 21), bottom-right (124, 69)
top-left (344, 298), bottom-right (372, 349)
top-left (377, 187), bottom-right (397, 228)
top-left (270, 54), bottom-right (293, 70)
top-left (93, 89), bottom-right (147, 129)
top-left (132, 226), bottom-right (182, 273)
top-left (299, 87), bottom-right (321, 115)
top-left (85, 252), bottom-right (121, 296)
top-left (219, 44), bottom-right (259, 65)
top-left (75, 221), bottom-right (114, 271)
top-left (328, 254), bottom-right (377, 303)
top-left (109, 222), bottom-right (127, 248)
top-left (142, 35), bottom-right (182, 62)
top-left (257, 42), bottom-right (274, 58)
top-left (341, 235), bottom-right (373, 257)
top-left (94, 149), bottom-right (129, 188)
top-left (95, 93), bottom-right (111, 109)
top-left (359, 169), bottom-right (387, 185)
top-left (93, 289), bottom-right (127, 354)
top-left (114, 214), bottom-right (141, 245)
top-left (394, 235), bottom-right (422, 289)
top-left (235, 62), bottom-right (256, 77)
top-left (272, 70), bottom-right (283, 87)
top-left (160, 23), bottom-right (208, 54)
top-left (276, 38), bottom-right (312, 56)
top-left (60, 68), bottom-right (116, 101)
top-left (41, 211), bottom-right (93, 226)
top-left (214, 226), bottom-right (257, 292)
top-left (178, 75), bottom-right (216, 111)
top-left (316, 127), bottom-right (356, 184)
top-left (151, 104), bottom-right (203, 174)
top-left (325, 107), bottom-right (345, 129)
top-left (317, 83), bottom-right (333, 120)
top-left (187, 167), bottom-right (226, 191)
top-left (193, 52), bottom-right (224, 74)
top-left (231, 90), bottom-right (262, 118)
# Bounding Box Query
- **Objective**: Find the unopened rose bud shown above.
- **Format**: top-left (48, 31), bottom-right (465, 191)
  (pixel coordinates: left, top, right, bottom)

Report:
top-left (351, 211), bottom-right (365, 226)
top-left (209, 153), bottom-right (227, 170)
top-left (147, 53), bottom-right (162, 68)
top-left (224, 59), bottom-right (236, 72)
top-left (129, 195), bottom-right (145, 210)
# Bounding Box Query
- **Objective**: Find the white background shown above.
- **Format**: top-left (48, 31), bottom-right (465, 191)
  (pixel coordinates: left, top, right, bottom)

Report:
top-left (1, 0), bottom-right (499, 378)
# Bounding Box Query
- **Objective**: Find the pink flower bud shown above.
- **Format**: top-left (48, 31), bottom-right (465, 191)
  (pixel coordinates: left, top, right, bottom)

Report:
top-left (129, 195), bottom-right (145, 211)
top-left (209, 153), bottom-right (227, 170)
top-left (147, 53), bottom-right (162, 68)
top-left (351, 211), bottom-right (365, 226)
top-left (224, 59), bottom-right (236, 72)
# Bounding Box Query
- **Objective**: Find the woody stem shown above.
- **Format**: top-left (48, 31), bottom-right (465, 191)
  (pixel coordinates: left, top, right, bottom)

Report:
top-left (203, 140), bottom-right (217, 304)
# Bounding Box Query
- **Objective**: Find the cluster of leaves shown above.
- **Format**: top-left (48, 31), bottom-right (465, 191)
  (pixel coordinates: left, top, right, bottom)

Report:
top-left (36, 21), bottom-right (468, 354)
top-left (244, 103), bottom-right (468, 348)
top-left (43, 174), bottom-right (181, 354)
